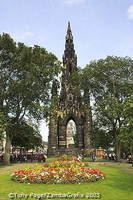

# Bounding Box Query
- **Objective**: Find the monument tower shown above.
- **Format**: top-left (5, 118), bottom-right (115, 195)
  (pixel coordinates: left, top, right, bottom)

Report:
top-left (48, 22), bottom-right (92, 156)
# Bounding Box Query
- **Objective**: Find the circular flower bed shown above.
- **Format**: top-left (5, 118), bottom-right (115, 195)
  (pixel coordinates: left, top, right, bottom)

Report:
top-left (11, 167), bottom-right (105, 184)
top-left (11, 156), bottom-right (105, 184)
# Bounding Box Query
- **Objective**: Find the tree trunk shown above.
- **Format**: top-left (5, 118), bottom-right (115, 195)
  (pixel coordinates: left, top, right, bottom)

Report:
top-left (115, 141), bottom-right (121, 162)
top-left (130, 145), bottom-right (133, 154)
top-left (130, 145), bottom-right (133, 167)
top-left (3, 132), bottom-right (11, 165)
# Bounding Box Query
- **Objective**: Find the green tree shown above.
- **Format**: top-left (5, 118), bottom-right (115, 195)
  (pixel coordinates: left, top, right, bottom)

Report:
top-left (82, 56), bottom-right (133, 161)
top-left (0, 33), bottom-right (60, 165)
top-left (118, 98), bottom-right (133, 153)
top-left (93, 122), bottom-right (113, 151)
top-left (12, 121), bottom-right (42, 151)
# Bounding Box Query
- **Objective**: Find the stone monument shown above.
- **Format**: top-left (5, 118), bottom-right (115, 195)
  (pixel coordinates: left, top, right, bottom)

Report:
top-left (48, 22), bottom-right (92, 156)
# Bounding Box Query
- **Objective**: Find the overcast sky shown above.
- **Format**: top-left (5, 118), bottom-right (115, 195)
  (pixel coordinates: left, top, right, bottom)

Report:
top-left (1, 0), bottom-right (133, 141)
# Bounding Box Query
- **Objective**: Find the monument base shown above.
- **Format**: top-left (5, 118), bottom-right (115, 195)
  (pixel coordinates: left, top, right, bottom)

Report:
top-left (47, 147), bottom-right (92, 157)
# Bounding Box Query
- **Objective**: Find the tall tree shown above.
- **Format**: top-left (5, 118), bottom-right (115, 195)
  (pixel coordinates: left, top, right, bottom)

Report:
top-left (0, 33), bottom-right (60, 165)
top-left (82, 56), bottom-right (133, 160)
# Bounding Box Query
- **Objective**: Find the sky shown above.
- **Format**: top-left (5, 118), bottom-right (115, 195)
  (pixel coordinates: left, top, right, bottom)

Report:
top-left (1, 0), bottom-right (133, 141)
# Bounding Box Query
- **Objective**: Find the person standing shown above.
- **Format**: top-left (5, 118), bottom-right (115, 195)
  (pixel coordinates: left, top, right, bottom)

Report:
top-left (92, 153), bottom-right (96, 162)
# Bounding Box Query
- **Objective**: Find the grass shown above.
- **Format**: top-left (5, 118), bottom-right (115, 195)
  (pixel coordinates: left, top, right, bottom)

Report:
top-left (46, 156), bottom-right (110, 162)
top-left (0, 161), bottom-right (133, 200)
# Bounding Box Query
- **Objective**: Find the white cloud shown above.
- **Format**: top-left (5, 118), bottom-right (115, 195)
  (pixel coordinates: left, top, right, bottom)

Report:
top-left (12, 31), bottom-right (34, 42)
top-left (64, 0), bottom-right (85, 5)
top-left (10, 25), bottom-right (34, 44)
top-left (10, 27), bottom-right (45, 47)
top-left (127, 4), bottom-right (133, 19)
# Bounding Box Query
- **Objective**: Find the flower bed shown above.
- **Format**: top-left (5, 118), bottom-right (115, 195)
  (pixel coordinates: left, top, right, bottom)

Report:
top-left (11, 156), bottom-right (105, 184)
top-left (57, 155), bottom-right (78, 161)
top-left (43, 155), bottom-right (90, 168)
top-left (43, 160), bottom-right (88, 168)
top-left (11, 166), bottom-right (105, 184)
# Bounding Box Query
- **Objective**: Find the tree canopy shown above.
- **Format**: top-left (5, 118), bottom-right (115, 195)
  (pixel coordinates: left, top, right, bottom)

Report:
top-left (0, 33), bottom-right (61, 164)
top-left (12, 121), bottom-right (42, 151)
top-left (0, 33), bottom-right (60, 124)
top-left (82, 56), bottom-right (133, 159)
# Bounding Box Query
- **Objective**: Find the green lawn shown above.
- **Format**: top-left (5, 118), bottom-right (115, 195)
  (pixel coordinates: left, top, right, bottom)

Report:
top-left (0, 161), bottom-right (133, 200)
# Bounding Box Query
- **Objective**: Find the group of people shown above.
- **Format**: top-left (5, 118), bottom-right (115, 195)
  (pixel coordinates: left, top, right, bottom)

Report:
top-left (77, 152), bottom-right (97, 162)
top-left (0, 153), bottom-right (47, 163)
top-left (104, 152), bottom-right (116, 161)
top-left (1, 151), bottom-right (133, 164)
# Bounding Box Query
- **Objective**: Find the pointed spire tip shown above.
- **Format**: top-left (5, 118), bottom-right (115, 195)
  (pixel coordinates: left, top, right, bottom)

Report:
top-left (68, 21), bottom-right (71, 30)
top-left (66, 21), bottom-right (73, 40)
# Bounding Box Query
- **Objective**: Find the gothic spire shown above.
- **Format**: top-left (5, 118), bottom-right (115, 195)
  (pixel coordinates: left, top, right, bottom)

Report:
top-left (66, 21), bottom-right (73, 41)
top-left (63, 22), bottom-right (77, 72)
